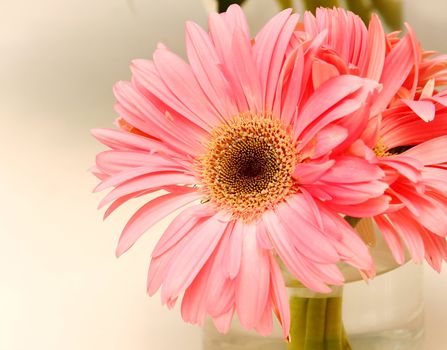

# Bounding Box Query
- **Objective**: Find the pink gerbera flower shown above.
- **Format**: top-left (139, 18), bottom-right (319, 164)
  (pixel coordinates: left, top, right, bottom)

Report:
top-left (92, 5), bottom-right (386, 337)
top-left (296, 7), bottom-right (447, 270)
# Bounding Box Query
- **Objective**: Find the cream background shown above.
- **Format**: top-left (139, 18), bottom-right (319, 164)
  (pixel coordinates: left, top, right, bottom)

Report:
top-left (1, 0), bottom-right (446, 349)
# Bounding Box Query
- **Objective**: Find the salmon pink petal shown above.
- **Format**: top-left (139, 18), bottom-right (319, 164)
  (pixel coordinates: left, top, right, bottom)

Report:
top-left (422, 167), bottom-right (447, 192)
top-left (401, 99), bottom-right (436, 122)
top-left (274, 45), bottom-right (305, 126)
top-left (379, 156), bottom-right (423, 183)
top-left (255, 300), bottom-right (273, 336)
top-left (253, 9), bottom-right (298, 110)
top-left (94, 164), bottom-right (188, 192)
top-left (359, 14), bottom-right (386, 81)
top-left (293, 160), bottom-right (335, 184)
top-left (98, 172), bottom-right (197, 209)
top-left (371, 33), bottom-right (415, 115)
top-left (421, 230), bottom-right (447, 272)
top-left (208, 12), bottom-right (262, 112)
top-left (212, 308), bottom-right (235, 334)
top-left (103, 189), bottom-right (152, 220)
top-left (114, 80), bottom-right (205, 155)
top-left (312, 58), bottom-right (340, 89)
top-left (185, 21), bottom-right (237, 119)
top-left (268, 253), bottom-right (290, 339)
top-left (116, 191), bottom-right (202, 256)
top-left (95, 150), bottom-right (181, 175)
top-left (223, 220), bottom-right (244, 279)
top-left (311, 125), bottom-right (348, 159)
top-left (181, 254), bottom-right (215, 325)
top-left (153, 48), bottom-right (223, 129)
top-left (161, 214), bottom-right (228, 302)
top-left (152, 205), bottom-right (215, 258)
top-left (328, 196), bottom-right (391, 218)
top-left (235, 223), bottom-right (270, 329)
top-left (317, 204), bottom-right (374, 271)
top-left (402, 136), bottom-right (447, 165)
top-left (319, 156), bottom-right (384, 184)
top-left (278, 199), bottom-right (340, 264)
top-left (91, 128), bottom-right (169, 153)
top-left (374, 215), bottom-right (406, 264)
top-left (380, 109), bottom-right (447, 149)
top-left (263, 210), bottom-right (332, 293)
top-left (294, 75), bottom-right (375, 139)
top-left (256, 220), bottom-right (273, 250)
top-left (387, 211), bottom-right (425, 262)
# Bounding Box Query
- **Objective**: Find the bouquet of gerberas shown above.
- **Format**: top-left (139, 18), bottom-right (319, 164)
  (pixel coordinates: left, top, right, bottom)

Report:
top-left (91, 5), bottom-right (447, 349)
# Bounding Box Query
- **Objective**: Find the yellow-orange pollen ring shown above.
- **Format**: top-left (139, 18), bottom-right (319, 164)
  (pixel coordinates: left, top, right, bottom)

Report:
top-left (196, 113), bottom-right (298, 222)
top-left (373, 140), bottom-right (391, 158)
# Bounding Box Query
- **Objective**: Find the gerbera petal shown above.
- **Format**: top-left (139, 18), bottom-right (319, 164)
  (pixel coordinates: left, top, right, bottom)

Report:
top-left (374, 215), bottom-right (406, 264)
top-left (327, 196), bottom-right (391, 218)
top-left (268, 253), bottom-right (290, 339)
top-left (235, 223), bottom-right (270, 329)
top-left (98, 172), bottom-right (196, 209)
top-left (311, 125), bottom-right (348, 159)
top-left (319, 156), bottom-right (385, 184)
top-left (294, 75), bottom-right (372, 139)
top-left (223, 220), bottom-right (243, 279)
top-left (263, 210), bottom-right (332, 293)
top-left (94, 164), bottom-right (188, 193)
top-left (130, 59), bottom-right (213, 132)
top-left (153, 48), bottom-right (223, 129)
top-left (255, 300), bottom-right (273, 336)
top-left (161, 213), bottom-right (228, 302)
top-left (114, 80), bottom-right (206, 155)
top-left (312, 58), bottom-right (340, 90)
top-left (371, 33), bottom-right (415, 115)
top-left (314, 203), bottom-right (373, 271)
top-left (401, 99), bottom-right (436, 122)
top-left (277, 199), bottom-right (340, 264)
top-left (185, 21), bottom-right (238, 119)
top-left (253, 9), bottom-right (298, 110)
top-left (181, 253), bottom-right (215, 326)
top-left (116, 191), bottom-right (202, 256)
top-left (387, 210), bottom-right (425, 262)
top-left (152, 205), bottom-right (215, 258)
top-left (208, 11), bottom-right (262, 112)
top-left (275, 44), bottom-right (305, 125)
top-left (402, 136), bottom-right (447, 165)
top-left (91, 128), bottom-right (168, 153)
top-left (293, 160), bottom-right (335, 184)
top-left (359, 13), bottom-right (386, 81)
top-left (212, 308), bottom-right (235, 334)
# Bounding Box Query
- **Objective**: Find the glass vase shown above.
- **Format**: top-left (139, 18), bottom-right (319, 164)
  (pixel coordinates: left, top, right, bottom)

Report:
top-left (202, 220), bottom-right (424, 350)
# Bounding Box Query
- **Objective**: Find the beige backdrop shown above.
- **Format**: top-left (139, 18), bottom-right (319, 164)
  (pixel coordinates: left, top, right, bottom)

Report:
top-left (1, 1), bottom-right (447, 349)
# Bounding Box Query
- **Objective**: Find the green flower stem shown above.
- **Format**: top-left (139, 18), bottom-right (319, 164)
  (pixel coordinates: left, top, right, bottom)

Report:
top-left (304, 298), bottom-right (327, 349)
top-left (287, 289), bottom-right (352, 350)
top-left (276, 0), bottom-right (294, 10)
top-left (345, 0), bottom-right (372, 25)
top-left (371, 0), bottom-right (403, 30)
top-left (324, 297), bottom-right (344, 350)
top-left (288, 297), bottom-right (309, 349)
top-left (217, 0), bottom-right (246, 12)
top-left (344, 216), bottom-right (361, 228)
top-left (342, 326), bottom-right (353, 350)
top-left (303, 0), bottom-right (340, 13)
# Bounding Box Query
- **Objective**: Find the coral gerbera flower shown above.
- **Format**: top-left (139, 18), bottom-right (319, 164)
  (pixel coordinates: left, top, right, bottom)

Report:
top-left (92, 5), bottom-right (385, 337)
top-left (363, 105), bottom-right (447, 271)
top-left (297, 7), bottom-right (447, 271)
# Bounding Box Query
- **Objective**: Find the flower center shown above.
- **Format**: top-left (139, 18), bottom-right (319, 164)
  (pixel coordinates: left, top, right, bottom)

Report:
top-left (374, 140), bottom-right (413, 158)
top-left (197, 113), bottom-right (297, 221)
